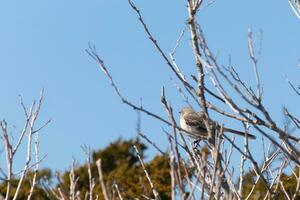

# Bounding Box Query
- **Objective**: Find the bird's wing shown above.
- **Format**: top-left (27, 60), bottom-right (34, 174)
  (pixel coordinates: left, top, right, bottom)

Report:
top-left (183, 112), bottom-right (207, 131)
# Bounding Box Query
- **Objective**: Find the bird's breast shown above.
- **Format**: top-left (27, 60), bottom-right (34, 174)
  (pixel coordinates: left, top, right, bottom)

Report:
top-left (180, 115), bottom-right (188, 131)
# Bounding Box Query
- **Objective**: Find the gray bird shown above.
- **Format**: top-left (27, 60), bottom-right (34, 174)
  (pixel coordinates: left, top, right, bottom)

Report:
top-left (179, 107), bottom-right (256, 139)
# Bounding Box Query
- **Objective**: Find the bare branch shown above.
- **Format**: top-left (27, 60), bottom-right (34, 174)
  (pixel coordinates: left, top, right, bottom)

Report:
top-left (134, 145), bottom-right (161, 200)
top-left (96, 159), bottom-right (110, 200)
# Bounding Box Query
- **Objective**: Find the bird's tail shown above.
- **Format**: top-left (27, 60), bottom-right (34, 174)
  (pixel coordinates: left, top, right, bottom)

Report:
top-left (224, 128), bottom-right (256, 139)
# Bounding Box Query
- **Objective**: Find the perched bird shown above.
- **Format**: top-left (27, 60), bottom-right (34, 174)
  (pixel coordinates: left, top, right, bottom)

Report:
top-left (179, 107), bottom-right (256, 140)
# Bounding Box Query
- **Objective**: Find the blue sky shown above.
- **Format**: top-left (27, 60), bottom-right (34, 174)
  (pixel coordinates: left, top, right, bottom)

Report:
top-left (0, 0), bottom-right (300, 171)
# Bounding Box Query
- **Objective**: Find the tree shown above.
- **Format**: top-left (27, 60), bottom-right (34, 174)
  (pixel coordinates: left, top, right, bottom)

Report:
top-left (54, 138), bottom-right (171, 200)
top-left (241, 166), bottom-right (300, 200)
top-left (0, 169), bottom-right (52, 200)
top-left (87, 0), bottom-right (300, 199)
top-left (2, 1), bottom-right (300, 199)
top-left (0, 90), bottom-right (51, 200)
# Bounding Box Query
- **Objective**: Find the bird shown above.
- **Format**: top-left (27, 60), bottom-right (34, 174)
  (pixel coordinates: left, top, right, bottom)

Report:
top-left (179, 107), bottom-right (256, 140)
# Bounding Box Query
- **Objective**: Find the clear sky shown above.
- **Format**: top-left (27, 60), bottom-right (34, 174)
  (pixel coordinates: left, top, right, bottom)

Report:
top-left (0, 0), bottom-right (300, 172)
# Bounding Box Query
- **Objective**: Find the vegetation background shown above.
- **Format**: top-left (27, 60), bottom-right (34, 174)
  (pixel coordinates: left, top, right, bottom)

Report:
top-left (0, 0), bottom-right (300, 199)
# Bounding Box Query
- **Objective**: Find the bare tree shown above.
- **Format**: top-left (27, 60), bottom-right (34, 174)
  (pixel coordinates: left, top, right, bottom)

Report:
top-left (84, 0), bottom-right (300, 199)
top-left (3, 1), bottom-right (300, 199)
top-left (0, 90), bottom-right (50, 200)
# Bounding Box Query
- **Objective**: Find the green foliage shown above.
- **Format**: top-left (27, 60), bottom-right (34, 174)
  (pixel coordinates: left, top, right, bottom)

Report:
top-left (242, 167), bottom-right (300, 199)
top-left (92, 138), bottom-right (147, 174)
top-left (0, 169), bottom-right (52, 200)
top-left (241, 170), bottom-right (266, 199)
top-left (0, 138), bottom-right (172, 199)
top-left (59, 138), bottom-right (171, 199)
top-left (3, 138), bottom-right (300, 200)
top-left (146, 155), bottom-right (172, 199)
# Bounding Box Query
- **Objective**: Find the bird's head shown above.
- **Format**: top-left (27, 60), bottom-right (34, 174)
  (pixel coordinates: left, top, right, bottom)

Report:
top-left (179, 107), bottom-right (194, 116)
